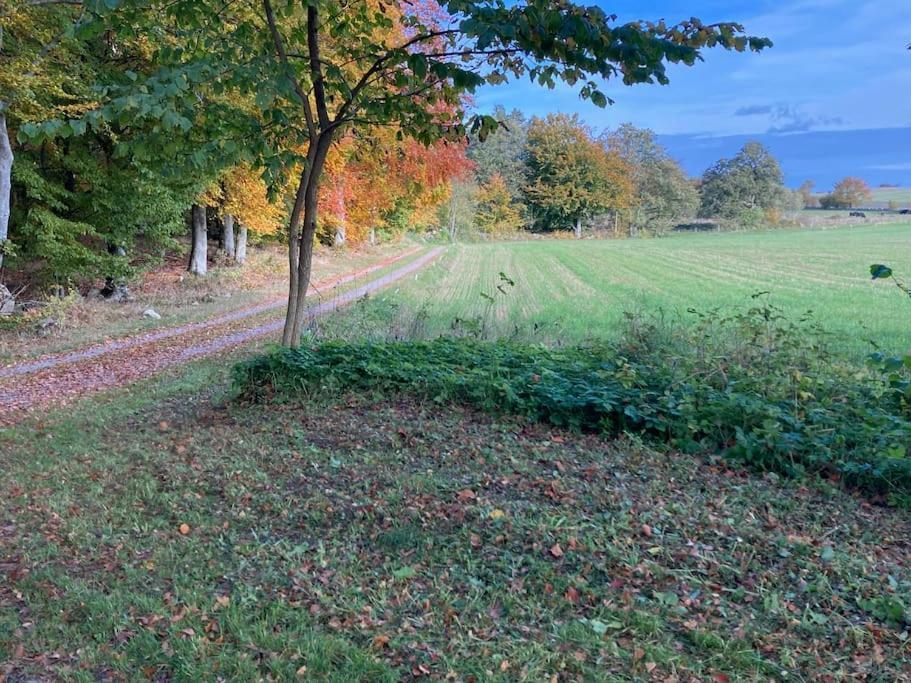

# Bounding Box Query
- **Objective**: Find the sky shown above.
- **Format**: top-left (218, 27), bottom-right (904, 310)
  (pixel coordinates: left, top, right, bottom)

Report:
top-left (473, 0), bottom-right (911, 187)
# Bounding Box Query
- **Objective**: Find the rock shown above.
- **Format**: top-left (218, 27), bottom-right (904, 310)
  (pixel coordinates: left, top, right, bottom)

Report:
top-left (142, 307), bottom-right (162, 320)
top-left (101, 278), bottom-right (132, 302)
top-left (0, 284), bottom-right (15, 316)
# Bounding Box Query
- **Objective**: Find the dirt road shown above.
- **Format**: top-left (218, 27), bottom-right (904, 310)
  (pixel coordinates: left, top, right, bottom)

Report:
top-left (0, 247), bottom-right (443, 425)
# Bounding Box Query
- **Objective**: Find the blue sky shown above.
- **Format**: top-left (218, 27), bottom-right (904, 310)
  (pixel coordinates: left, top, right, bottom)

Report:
top-left (475, 0), bottom-right (911, 184)
top-left (475, 0), bottom-right (911, 137)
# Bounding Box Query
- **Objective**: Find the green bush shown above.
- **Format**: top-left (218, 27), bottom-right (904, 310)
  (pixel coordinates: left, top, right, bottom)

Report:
top-left (234, 303), bottom-right (911, 502)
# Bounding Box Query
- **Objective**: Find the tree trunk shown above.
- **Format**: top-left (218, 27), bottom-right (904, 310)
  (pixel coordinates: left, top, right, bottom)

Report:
top-left (235, 223), bottom-right (247, 264)
top-left (369, 227), bottom-right (376, 246)
top-left (448, 196), bottom-right (457, 242)
top-left (223, 213), bottom-right (236, 259)
top-left (574, 216), bottom-right (582, 239)
top-left (188, 204), bottom-right (207, 275)
top-left (0, 106), bottom-right (12, 276)
top-left (281, 134), bottom-right (332, 347)
top-left (333, 223), bottom-right (346, 247)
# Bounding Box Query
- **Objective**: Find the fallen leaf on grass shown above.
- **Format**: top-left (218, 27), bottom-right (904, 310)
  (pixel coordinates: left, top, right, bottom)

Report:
top-left (178, 523), bottom-right (190, 535)
top-left (549, 543), bottom-right (564, 558)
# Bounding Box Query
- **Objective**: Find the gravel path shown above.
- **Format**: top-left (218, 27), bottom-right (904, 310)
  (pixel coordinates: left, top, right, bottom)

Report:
top-left (0, 247), bottom-right (442, 425)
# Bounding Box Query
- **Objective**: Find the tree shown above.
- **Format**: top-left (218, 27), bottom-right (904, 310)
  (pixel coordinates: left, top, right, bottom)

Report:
top-left (0, 105), bottom-right (10, 280)
top-left (698, 142), bottom-right (785, 223)
top-left (441, 178), bottom-right (478, 241)
top-left (0, 2), bottom-right (89, 283)
top-left (525, 113), bottom-right (633, 237)
top-left (318, 127), bottom-right (472, 246)
top-left (605, 123), bottom-right (697, 235)
top-left (475, 173), bottom-right (524, 235)
top-left (797, 180), bottom-right (816, 208)
top-left (821, 177), bottom-right (872, 209)
top-left (6, 2), bottom-right (228, 289)
top-left (467, 106), bottom-right (528, 201)
top-left (41, 1), bottom-right (770, 346)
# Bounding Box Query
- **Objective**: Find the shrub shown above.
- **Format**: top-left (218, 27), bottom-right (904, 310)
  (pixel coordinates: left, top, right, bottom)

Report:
top-left (234, 303), bottom-right (911, 503)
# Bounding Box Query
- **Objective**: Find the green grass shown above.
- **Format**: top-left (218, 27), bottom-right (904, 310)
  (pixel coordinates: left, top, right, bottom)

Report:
top-left (871, 187), bottom-right (911, 207)
top-left (326, 224), bottom-right (911, 356)
top-left (4, 227), bottom-right (911, 680)
top-left (2, 357), bottom-right (910, 681)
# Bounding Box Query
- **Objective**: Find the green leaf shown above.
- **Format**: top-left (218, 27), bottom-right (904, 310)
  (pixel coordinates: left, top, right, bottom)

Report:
top-left (590, 91), bottom-right (608, 108)
top-left (870, 264), bottom-right (893, 280)
top-left (392, 566), bottom-right (416, 580)
top-left (408, 54), bottom-right (428, 80)
top-left (588, 619), bottom-right (609, 635)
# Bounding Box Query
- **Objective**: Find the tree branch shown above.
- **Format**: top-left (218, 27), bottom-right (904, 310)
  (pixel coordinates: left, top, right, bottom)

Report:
top-left (261, 0), bottom-right (315, 137)
top-left (306, 3), bottom-right (330, 129)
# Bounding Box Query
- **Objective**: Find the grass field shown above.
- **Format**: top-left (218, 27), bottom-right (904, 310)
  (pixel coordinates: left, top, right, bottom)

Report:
top-left (328, 223), bottom-right (911, 356)
top-left (871, 187), bottom-right (911, 206)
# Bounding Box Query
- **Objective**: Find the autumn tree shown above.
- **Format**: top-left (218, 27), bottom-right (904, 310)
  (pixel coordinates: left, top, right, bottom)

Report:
top-left (475, 173), bottom-right (524, 235)
top-left (319, 128), bottom-right (471, 246)
top-left (820, 177), bottom-right (873, 209)
top-left (6, 2), bottom-right (234, 288)
top-left (797, 180), bottom-right (817, 208)
top-left (0, 1), bottom-right (90, 288)
top-left (41, 0), bottom-right (769, 345)
top-left (524, 113), bottom-right (633, 237)
top-left (606, 123), bottom-right (697, 235)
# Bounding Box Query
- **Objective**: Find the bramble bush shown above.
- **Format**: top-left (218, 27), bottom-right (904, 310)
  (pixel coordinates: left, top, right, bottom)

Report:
top-left (234, 300), bottom-right (911, 503)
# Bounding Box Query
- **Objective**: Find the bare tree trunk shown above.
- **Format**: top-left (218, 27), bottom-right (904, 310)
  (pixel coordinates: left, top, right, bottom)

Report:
top-left (188, 204), bottom-right (207, 276)
top-left (280, 164), bottom-right (313, 347)
top-left (369, 227), bottom-right (376, 245)
top-left (333, 223), bottom-right (346, 247)
top-left (223, 213), bottom-right (235, 259)
top-left (448, 195), bottom-right (457, 242)
top-left (574, 216), bottom-right (582, 239)
top-left (0, 106), bottom-right (12, 275)
top-left (235, 223), bottom-right (247, 264)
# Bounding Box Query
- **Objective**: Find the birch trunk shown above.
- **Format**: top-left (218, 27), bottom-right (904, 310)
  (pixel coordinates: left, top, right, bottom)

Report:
top-left (235, 223), bottom-right (247, 264)
top-left (574, 216), bottom-right (582, 239)
top-left (0, 106), bottom-right (12, 275)
top-left (223, 214), bottom-right (235, 259)
top-left (188, 204), bottom-right (208, 275)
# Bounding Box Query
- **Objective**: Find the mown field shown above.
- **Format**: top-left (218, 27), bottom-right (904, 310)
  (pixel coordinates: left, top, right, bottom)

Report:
top-left (871, 187), bottom-right (911, 206)
top-left (328, 223), bottom-right (911, 355)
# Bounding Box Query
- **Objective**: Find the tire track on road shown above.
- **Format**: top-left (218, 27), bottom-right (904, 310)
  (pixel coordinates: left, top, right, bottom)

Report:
top-left (0, 247), bottom-right (443, 425)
